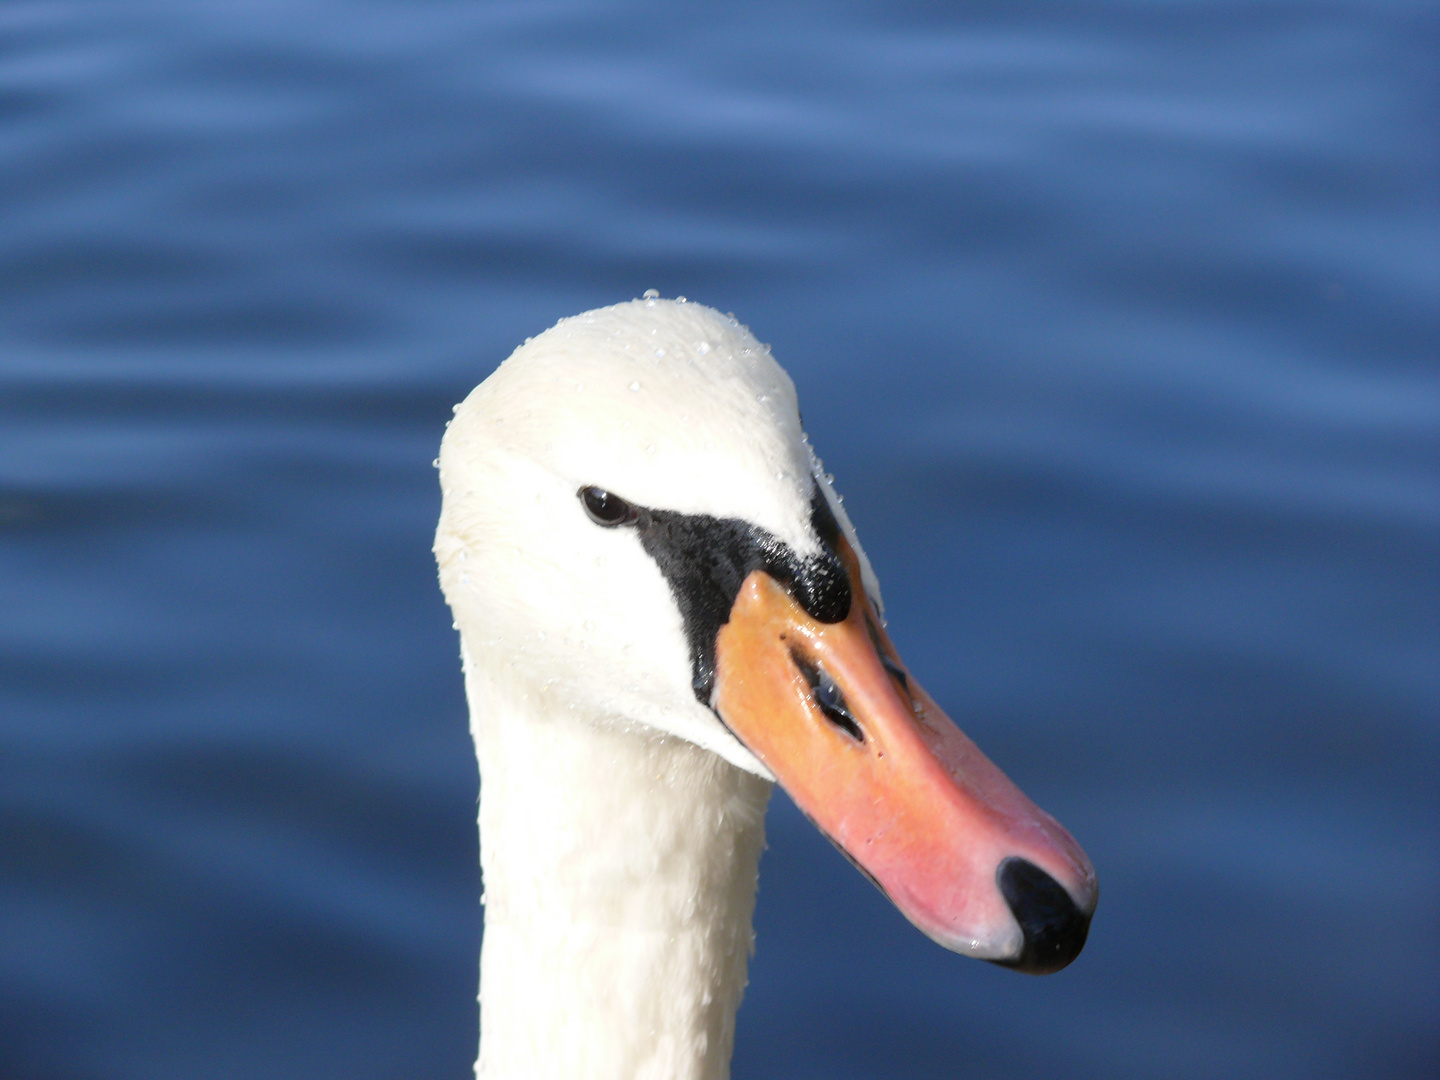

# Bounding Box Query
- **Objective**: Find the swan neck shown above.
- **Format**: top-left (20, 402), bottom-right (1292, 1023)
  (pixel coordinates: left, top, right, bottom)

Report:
top-left (464, 656), bottom-right (772, 1080)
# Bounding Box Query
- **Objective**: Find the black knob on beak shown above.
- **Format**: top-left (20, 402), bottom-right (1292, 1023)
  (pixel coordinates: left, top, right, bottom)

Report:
top-left (991, 857), bottom-right (1092, 974)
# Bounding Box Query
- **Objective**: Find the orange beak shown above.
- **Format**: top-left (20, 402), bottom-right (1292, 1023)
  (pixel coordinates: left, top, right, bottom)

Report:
top-left (713, 537), bottom-right (1097, 973)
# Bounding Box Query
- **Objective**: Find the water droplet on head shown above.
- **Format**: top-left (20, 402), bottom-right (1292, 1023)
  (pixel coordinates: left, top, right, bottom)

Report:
top-left (643, 288), bottom-right (659, 299)
top-left (655, 348), bottom-right (665, 357)
top-left (432, 458), bottom-right (440, 468)
top-left (645, 444), bottom-right (656, 455)
top-left (629, 381), bottom-right (641, 391)
top-left (676, 296), bottom-right (687, 303)
top-left (695, 341), bottom-right (711, 355)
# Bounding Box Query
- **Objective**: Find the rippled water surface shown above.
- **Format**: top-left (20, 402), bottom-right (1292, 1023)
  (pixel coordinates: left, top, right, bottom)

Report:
top-left (2, 2), bottom-right (1436, 1078)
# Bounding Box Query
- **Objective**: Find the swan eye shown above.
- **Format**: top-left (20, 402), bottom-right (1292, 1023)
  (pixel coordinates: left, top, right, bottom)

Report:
top-left (579, 486), bottom-right (637, 527)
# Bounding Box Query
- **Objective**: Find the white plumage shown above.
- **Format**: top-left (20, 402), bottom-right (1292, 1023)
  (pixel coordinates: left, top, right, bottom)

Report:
top-left (435, 296), bottom-right (1095, 1080)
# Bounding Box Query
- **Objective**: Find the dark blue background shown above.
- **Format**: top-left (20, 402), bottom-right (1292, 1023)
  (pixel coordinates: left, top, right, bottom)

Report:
top-left (2, 2), bottom-right (1436, 1078)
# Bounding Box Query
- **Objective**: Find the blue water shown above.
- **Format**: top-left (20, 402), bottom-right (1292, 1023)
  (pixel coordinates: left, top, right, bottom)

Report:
top-left (2, 2), bottom-right (1436, 1077)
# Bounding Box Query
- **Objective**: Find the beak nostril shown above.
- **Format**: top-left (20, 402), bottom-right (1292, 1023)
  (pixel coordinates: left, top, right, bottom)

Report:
top-left (864, 613), bottom-right (909, 691)
top-left (991, 857), bottom-right (1091, 975)
top-left (791, 652), bottom-right (864, 743)
top-left (879, 652), bottom-right (907, 689)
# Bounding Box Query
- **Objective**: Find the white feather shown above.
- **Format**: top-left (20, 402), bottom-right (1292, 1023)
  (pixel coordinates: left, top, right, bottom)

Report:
top-left (435, 297), bottom-right (881, 1080)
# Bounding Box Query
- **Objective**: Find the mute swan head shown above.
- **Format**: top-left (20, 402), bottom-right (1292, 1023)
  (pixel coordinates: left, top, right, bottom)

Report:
top-left (436, 297), bottom-right (1095, 1004)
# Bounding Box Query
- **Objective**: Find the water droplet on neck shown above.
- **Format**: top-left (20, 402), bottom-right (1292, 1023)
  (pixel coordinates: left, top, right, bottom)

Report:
top-left (645, 444), bottom-right (656, 455)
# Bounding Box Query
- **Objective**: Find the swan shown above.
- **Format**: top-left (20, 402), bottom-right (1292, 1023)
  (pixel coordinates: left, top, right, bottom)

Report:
top-left (433, 296), bottom-right (1097, 1080)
